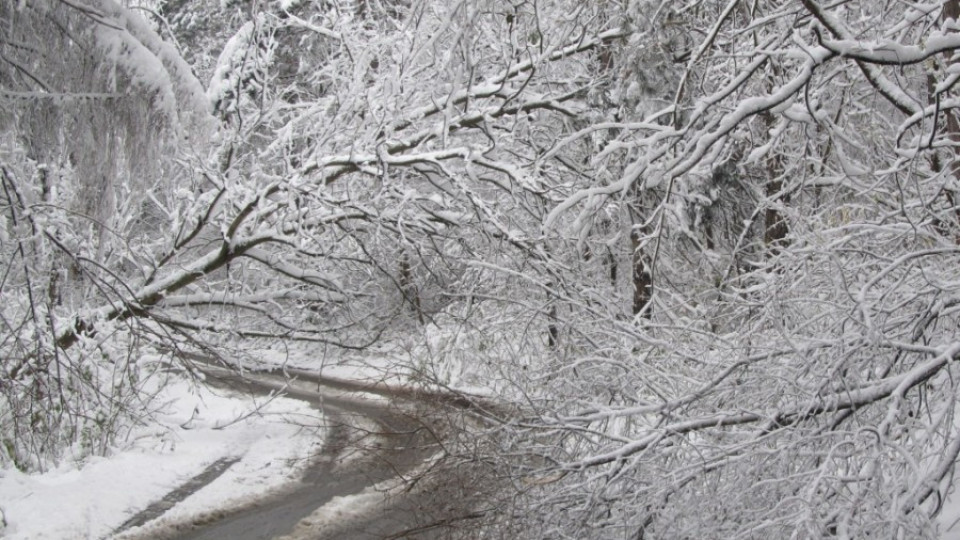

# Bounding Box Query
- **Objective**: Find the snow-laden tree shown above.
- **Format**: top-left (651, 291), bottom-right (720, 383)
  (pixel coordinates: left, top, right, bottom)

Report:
top-left (474, 1), bottom-right (960, 538)
top-left (0, 0), bottom-right (215, 469)
top-left (6, 0), bottom-right (960, 538)
top-left (0, 0), bottom-right (621, 469)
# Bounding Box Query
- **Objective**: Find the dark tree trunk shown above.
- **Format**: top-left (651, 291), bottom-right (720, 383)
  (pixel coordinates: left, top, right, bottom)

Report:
top-left (607, 248), bottom-right (618, 286)
top-left (631, 230), bottom-right (652, 318)
top-left (764, 178), bottom-right (790, 251)
top-left (924, 0), bottom-right (960, 243)
top-left (547, 305), bottom-right (560, 349)
top-left (762, 107), bottom-right (789, 254)
top-left (398, 253), bottom-right (424, 325)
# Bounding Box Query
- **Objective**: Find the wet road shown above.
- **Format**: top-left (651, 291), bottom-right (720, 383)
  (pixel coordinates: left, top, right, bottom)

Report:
top-left (124, 367), bottom-right (475, 540)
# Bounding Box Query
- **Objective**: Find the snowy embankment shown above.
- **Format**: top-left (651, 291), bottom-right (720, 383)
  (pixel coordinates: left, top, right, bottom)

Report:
top-left (0, 373), bottom-right (322, 540)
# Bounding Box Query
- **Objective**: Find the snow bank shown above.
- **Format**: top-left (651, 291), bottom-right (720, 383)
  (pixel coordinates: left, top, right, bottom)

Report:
top-left (0, 375), bottom-right (322, 539)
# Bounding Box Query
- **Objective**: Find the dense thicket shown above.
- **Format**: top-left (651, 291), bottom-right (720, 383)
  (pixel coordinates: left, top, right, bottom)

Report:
top-left (3, 0), bottom-right (960, 537)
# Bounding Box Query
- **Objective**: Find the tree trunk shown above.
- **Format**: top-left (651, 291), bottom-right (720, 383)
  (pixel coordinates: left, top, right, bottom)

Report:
top-left (940, 0), bottom-right (960, 243)
top-left (762, 109), bottom-right (789, 253)
top-left (763, 178), bottom-right (789, 250)
top-left (398, 252), bottom-right (424, 325)
top-left (631, 230), bottom-right (652, 318)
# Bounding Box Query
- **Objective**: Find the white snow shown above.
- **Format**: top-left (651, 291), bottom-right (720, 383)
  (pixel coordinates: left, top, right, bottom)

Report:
top-left (275, 0), bottom-right (305, 10)
top-left (255, 339), bottom-right (495, 399)
top-left (86, 0), bottom-right (214, 133)
top-left (206, 20), bottom-right (258, 108)
top-left (0, 374), bottom-right (322, 540)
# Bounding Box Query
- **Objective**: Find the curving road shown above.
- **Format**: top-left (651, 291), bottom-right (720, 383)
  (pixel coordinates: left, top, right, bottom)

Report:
top-left (123, 366), bottom-right (485, 540)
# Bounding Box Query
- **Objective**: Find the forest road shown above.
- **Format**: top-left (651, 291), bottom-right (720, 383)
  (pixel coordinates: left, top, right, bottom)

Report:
top-left (130, 366), bottom-right (484, 540)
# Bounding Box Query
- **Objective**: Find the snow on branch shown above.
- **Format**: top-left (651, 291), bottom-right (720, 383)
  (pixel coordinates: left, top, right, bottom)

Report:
top-left (816, 32), bottom-right (960, 66)
top-left (71, 0), bottom-right (214, 134)
top-left (559, 342), bottom-right (960, 471)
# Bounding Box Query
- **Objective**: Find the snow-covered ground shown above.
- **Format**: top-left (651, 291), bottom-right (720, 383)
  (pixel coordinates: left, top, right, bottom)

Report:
top-left (0, 373), bottom-right (323, 540)
top-left (254, 323), bottom-right (510, 398)
top-left (0, 335), bottom-right (477, 540)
